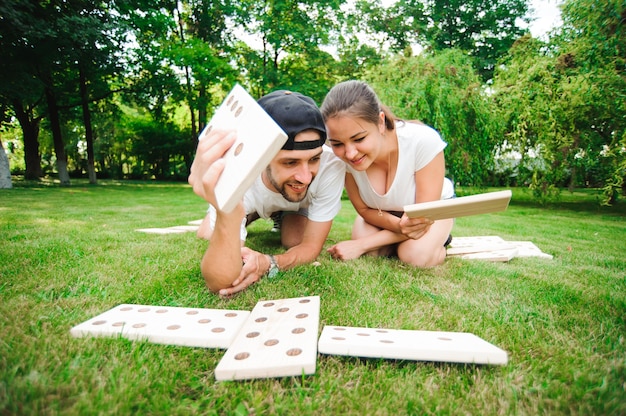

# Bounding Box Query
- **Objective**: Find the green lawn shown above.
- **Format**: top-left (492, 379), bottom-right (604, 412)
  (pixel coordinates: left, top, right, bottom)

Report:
top-left (1, 180), bottom-right (624, 415)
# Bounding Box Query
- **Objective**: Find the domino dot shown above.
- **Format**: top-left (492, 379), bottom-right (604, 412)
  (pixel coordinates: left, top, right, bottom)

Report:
top-left (277, 307), bottom-right (289, 312)
top-left (380, 340), bottom-right (394, 344)
top-left (133, 323), bottom-right (146, 328)
top-left (333, 327), bottom-right (346, 331)
top-left (255, 317), bottom-right (268, 323)
top-left (292, 327), bottom-right (305, 334)
top-left (264, 339), bottom-right (279, 346)
top-left (226, 96), bottom-right (234, 106)
top-left (138, 308), bottom-right (150, 313)
top-left (376, 330), bottom-right (388, 333)
top-left (198, 319), bottom-right (211, 324)
top-left (234, 352), bottom-right (249, 360)
top-left (235, 106), bottom-right (243, 117)
top-left (357, 333), bottom-right (370, 337)
top-left (92, 320), bottom-right (106, 326)
top-left (112, 322), bottom-right (124, 327)
top-left (296, 313), bottom-right (308, 319)
top-left (167, 325), bottom-right (181, 330)
top-left (186, 310), bottom-right (199, 315)
top-left (225, 313), bottom-right (238, 317)
top-left (438, 337), bottom-right (452, 341)
top-left (263, 302), bottom-right (275, 308)
top-left (246, 332), bottom-right (260, 338)
top-left (286, 348), bottom-right (302, 356)
top-left (120, 307), bottom-right (132, 311)
top-left (331, 337), bottom-right (345, 341)
top-left (156, 309), bottom-right (168, 314)
top-left (230, 100), bottom-right (239, 112)
top-left (211, 327), bottom-right (225, 333)
top-left (299, 299), bottom-right (311, 304)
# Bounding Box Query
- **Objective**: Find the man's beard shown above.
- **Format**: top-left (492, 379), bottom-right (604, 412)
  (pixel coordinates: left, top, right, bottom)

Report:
top-left (265, 167), bottom-right (310, 203)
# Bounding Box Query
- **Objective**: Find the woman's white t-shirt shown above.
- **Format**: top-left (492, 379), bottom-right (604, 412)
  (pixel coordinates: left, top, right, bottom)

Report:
top-left (347, 122), bottom-right (454, 212)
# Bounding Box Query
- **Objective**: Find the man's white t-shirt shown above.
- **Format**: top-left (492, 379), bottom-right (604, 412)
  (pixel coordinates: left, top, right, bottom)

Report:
top-left (209, 146), bottom-right (345, 240)
top-left (347, 122), bottom-right (454, 212)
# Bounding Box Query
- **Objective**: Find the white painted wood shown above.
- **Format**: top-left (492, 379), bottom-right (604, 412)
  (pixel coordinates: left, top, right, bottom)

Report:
top-left (318, 326), bottom-right (508, 365)
top-left (459, 248), bottom-right (518, 262)
top-left (70, 304), bottom-right (250, 349)
top-left (446, 235), bottom-right (511, 256)
top-left (199, 84), bottom-right (288, 213)
top-left (215, 296), bottom-right (320, 381)
top-left (506, 241), bottom-right (553, 259)
top-left (446, 236), bottom-right (552, 260)
top-left (404, 190), bottom-right (512, 221)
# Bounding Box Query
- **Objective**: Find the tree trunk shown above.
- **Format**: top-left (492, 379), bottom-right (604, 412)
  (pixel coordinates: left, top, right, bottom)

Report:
top-left (0, 139), bottom-right (12, 189)
top-left (79, 65), bottom-right (97, 184)
top-left (44, 86), bottom-right (70, 186)
top-left (12, 99), bottom-right (42, 180)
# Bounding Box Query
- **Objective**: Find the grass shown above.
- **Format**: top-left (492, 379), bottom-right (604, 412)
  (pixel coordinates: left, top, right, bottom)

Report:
top-left (1, 179), bottom-right (625, 415)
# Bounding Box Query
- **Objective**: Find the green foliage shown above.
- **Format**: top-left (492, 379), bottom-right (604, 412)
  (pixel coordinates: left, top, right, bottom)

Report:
top-left (492, 0), bottom-right (626, 204)
top-left (366, 50), bottom-right (500, 186)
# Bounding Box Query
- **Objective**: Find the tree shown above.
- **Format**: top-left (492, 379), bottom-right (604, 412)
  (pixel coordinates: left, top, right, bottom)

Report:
top-left (558, 0), bottom-right (626, 204)
top-left (234, 0), bottom-right (344, 95)
top-left (0, 0), bottom-right (124, 185)
top-left (426, 0), bottom-right (530, 81)
top-left (492, 0), bottom-right (626, 204)
top-left (0, 139), bottom-right (12, 188)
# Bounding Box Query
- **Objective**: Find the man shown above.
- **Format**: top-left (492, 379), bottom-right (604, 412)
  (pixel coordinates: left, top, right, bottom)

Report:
top-left (188, 90), bottom-right (345, 297)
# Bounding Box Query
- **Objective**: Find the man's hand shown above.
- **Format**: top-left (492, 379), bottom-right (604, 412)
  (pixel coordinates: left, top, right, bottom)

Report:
top-left (398, 214), bottom-right (434, 240)
top-left (188, 129), bottom-right (236, 206)
top-left (218, 247), bottom-right (270, 298)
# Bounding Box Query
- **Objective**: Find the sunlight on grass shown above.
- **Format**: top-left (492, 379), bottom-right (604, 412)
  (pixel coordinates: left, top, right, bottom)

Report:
top-left (1, 181), bottom-right (624, 415)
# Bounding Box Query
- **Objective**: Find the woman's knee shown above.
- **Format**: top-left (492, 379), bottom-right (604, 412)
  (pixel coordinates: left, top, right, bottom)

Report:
top-left (398, 245), bottom-right (446, 268)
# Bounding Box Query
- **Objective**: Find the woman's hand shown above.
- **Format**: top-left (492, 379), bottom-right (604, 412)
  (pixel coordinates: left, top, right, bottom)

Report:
top-left (398, 214), bottom-right (434, 240)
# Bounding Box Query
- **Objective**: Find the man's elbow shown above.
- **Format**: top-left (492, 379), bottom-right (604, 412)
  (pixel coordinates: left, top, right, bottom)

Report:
top-left (201, 269), bottom-right (236, 293)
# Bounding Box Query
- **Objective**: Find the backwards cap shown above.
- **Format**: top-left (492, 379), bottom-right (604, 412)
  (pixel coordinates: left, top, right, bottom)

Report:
top-left (257, 90), bottom-right (326, 150)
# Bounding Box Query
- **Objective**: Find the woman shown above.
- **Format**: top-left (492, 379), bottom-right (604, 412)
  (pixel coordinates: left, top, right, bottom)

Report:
top-left (321, 80), bottom-right (454, 267)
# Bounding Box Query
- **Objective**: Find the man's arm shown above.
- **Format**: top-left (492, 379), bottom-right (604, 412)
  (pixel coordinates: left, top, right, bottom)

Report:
top-left (188, 129), bottom-right (246, 293)
top-left (199, 207), bottom-right (245, 292)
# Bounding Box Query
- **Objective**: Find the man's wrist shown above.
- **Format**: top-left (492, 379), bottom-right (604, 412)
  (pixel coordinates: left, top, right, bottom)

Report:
top-left (266, 254), bottom-right (279, 278)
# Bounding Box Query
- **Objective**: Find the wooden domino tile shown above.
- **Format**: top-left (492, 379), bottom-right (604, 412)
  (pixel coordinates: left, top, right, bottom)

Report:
top-left (318, 326), bottom-right (508, 365)
top-left (404, 190), bottom-right (512, 221)
top-left (70, 304), bottom-right (250, 349)
top-left (214, 296), bottom-right (320, 381)
top-left (199, 84), bottom-right (288, 213)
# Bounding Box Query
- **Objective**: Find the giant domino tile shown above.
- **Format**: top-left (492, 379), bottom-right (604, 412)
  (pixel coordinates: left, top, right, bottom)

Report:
top-left (71, 296), bottom-right (508, 380)
top-left (404, 190), bottom-right (512, 221)
top-left (70, 304), bottom-right (250, 349)
top-left (199, 84), bottom-right (288, 213)
top-left (317, 326), bottom-right (508, 365)
top-left (214, 296), bottom-right (320, 381)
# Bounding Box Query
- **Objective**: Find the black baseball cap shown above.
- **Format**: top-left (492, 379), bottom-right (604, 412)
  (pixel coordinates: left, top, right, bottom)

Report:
top-left (257, 90), bottom-right (326, 150)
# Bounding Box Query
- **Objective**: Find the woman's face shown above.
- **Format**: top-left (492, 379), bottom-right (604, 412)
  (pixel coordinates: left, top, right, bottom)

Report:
top-left (325, 113), bottom-right (385, 171)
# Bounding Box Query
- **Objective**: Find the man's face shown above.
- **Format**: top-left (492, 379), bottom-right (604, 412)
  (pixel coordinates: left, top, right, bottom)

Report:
top-left (262, 130), bottom-right (323, 202)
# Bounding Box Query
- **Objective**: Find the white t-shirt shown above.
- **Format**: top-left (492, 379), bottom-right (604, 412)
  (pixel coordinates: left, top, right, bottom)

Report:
top-left (209, 146), bottom-right (345, 240)
top-left (347, 122), bottom-right (454, 212)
